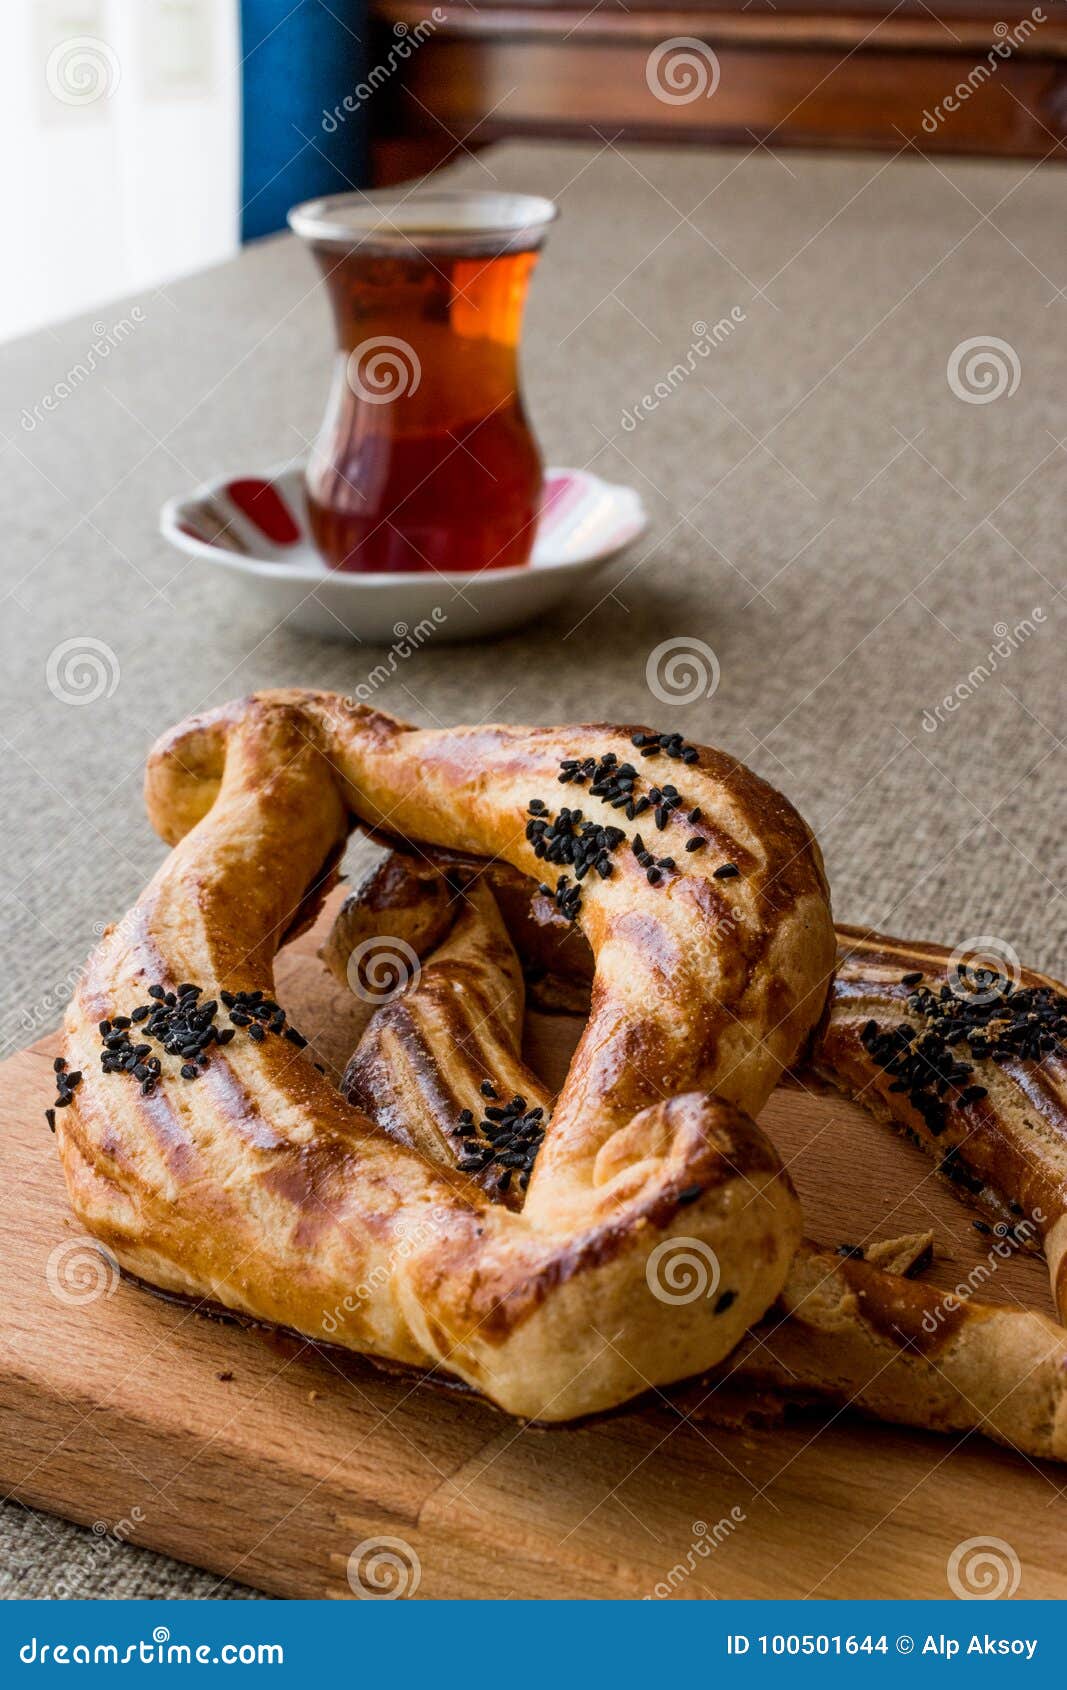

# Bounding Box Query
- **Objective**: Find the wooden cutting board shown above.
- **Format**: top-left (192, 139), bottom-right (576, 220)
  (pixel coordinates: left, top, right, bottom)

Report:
top-left (2, 892), bottom-right (1065, 1601)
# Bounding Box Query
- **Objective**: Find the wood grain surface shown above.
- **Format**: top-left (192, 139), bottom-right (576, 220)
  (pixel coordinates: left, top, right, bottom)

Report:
top-left (1, 894), bottom-right (1064, 1600)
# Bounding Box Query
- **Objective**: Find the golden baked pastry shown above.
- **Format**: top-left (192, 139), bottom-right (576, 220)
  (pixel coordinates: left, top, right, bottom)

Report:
top-left (816, 927), bottom-right (1067, 1324)
top-left (713, 1237), bottom-right (1067, 1462)
top-left (336, 859), bottom-right (1066, 1318)
top-left (332, 851), bottom-right (1067, 1461)
top-left (52, 690), bottom-right (834, 1421)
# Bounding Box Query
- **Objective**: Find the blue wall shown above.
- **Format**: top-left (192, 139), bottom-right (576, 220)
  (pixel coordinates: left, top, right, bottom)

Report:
top-left (240, 0), bottom-right (367, 241)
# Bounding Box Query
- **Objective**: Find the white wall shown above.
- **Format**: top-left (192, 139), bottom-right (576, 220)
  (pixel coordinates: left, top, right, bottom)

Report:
top-left (1, 0), bottom-right (241, 343)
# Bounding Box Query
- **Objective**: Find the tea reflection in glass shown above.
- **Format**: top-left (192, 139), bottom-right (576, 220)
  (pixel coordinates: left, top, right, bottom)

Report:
top-left (288, 190), bottom-right (558, 575)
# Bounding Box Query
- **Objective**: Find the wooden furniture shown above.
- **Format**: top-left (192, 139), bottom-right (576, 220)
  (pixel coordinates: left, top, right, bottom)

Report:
top-left (369, 0), bottom-right (1067, 182)
top-left (2, 891), bottom-right (1065, 1599)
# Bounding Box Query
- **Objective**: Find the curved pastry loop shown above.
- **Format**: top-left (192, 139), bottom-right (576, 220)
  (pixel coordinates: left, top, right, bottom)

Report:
top-left (334, 860), bottom-right (1067, 1325)
top-left (334, 852), bottom-right (1067, 1461)
top-left (58, 690), bottom-right (834, 1421)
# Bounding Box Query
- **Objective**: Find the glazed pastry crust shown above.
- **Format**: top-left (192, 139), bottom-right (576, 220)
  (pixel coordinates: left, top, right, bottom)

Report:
top-left (328, 851), bottom-right (1067, 1458)
top-left (713, 1239), bottom-right (1067, 1463)
top-left (818, 926), bottom-right (1067, 1324)
top-left (57, 690), bottom-right (834, 1421)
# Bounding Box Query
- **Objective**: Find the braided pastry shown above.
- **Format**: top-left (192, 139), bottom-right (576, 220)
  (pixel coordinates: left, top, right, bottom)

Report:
top-left (53, 690), bottom-right (834, 1421)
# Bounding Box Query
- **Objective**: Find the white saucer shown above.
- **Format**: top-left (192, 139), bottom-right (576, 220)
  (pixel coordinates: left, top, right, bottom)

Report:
top-left (159, 462), bottom-right (646, 642)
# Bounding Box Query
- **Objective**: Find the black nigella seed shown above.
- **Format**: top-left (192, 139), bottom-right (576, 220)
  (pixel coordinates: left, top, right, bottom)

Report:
top-left (647, 867), bottom-right (662, 886)
top-left (677, 1184), bottom-right (703, 1206)
top-left (248, 1024), bottom-right (266, 1043)
top-left (714, 1289), bottom-right (738, 1315)
top-left (685, 837), bottom-right (706, 852)
top-left (131, 1005), bottom-right (150, 1023)
top-left (713, 863), bottom-right (740, 880)
top-left (53, 1056), bottom-right (66, 1072)
top-left (45, 1107), bottom-right (56, 1132)
top-left (180, 1063), bottom-right (198, 1080)
top-left (901, 971), bottom-right (923, 986)
top-left (480, 1079), bottom-right (498, 1099)
top-left (960, 1085), bottom-right (988, 1105)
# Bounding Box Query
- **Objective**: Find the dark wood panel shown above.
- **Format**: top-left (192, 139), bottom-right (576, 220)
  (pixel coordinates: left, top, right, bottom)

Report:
top-left (381, 1), bottom-right (1067, 52)
top-left (369, 2), bottom-right (1067, 182)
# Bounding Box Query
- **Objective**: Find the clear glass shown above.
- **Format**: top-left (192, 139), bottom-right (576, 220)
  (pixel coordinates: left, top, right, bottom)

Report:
top-left (288, 189), bottom-right (558, 575)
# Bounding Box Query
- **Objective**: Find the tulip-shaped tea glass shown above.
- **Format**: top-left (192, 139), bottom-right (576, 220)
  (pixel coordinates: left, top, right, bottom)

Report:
top-left (288, 189), bottom-right (558, 574)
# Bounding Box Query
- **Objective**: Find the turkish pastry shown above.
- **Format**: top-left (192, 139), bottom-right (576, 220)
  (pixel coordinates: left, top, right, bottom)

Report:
top-left (53, 690), bottom-right (833, 1421)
